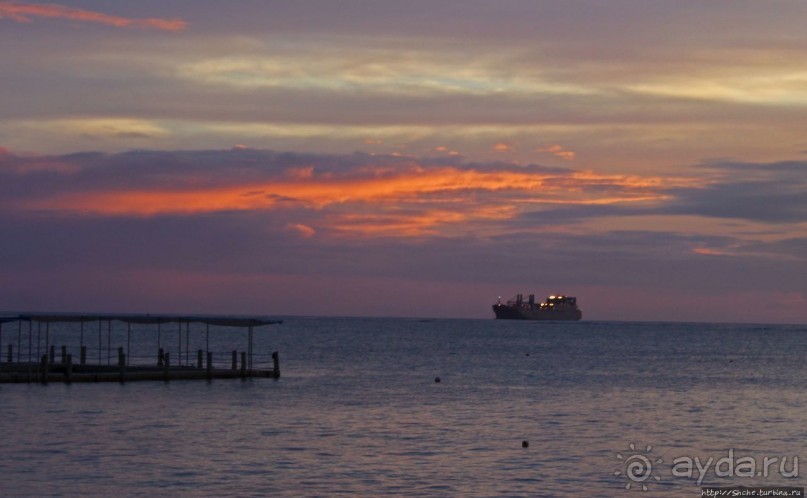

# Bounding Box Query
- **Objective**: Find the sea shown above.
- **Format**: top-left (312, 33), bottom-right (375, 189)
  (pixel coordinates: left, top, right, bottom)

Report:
top-left (1, 317), bottom-right (805, 497)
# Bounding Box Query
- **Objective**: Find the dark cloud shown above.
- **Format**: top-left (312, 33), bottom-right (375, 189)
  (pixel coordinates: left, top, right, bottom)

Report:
top-left (663, 160), bottom-right (807, 223)
top-left (3, 148), bottom-right (806, 228)
top-left (1, 148), bottom-right (806, 320)
top-left (668, 182), bottom-right (807, 223)
top-left (698, 159), bottom-right (807, 174)
top-left (0, 147), bottom-right (570, 199)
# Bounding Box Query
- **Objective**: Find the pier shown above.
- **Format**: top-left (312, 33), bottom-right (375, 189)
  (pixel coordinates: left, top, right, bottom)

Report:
top-left (0, 313), bottom-right (282, 383)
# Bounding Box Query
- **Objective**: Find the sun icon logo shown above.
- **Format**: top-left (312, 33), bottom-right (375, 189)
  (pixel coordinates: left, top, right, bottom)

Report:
top-left (615, 443), bottom-right (663, 491)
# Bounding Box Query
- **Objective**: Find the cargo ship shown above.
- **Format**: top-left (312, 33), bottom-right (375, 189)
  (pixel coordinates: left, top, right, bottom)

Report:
top-left (492, 294), bottom-right (582, 321)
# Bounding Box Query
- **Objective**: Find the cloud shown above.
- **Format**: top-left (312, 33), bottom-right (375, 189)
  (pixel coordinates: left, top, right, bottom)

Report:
top-left (0, 1), bottom-right (187, 31)
top-left (537, 144), bottom-right (576, 161)
top-left (0, 148), bottom-right (686, 239)
top-left (5, 149), bottom-right (806, 241)
top-left (285, 223), bottom-right (316, 238)
top-left (4, 1), bottom-right (807, 179)
top-left (2, 1), bottom-right (807, 321)
top-left (663, 160), bottom-right (807, 223)
top-left (2, 148), bottom-right (806, 321)
top-left (491, 141), bottom-right (515, 153)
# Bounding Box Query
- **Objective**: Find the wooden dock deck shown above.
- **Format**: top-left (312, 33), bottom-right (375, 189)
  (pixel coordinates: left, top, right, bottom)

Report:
top-left (0, 361), bottom-right (280, 383)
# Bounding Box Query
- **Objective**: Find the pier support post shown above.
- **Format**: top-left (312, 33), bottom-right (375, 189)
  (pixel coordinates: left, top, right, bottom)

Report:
top-left (80, 346), bottom-right (87, 366)
top-left (61, 345), bottom-right (67, 364)
top-left (158, 348), bottom-right (164, 367)
top-left (197, 349), bottom-right (203, 369)
top-left (49, 345), bottom-right (55, 364)
top-left (240, 351), bottom-right (247, 377)
top-left (40, 354), bottom-right (48, 384)
top-left (272, 351), bottom-right (280, 379)
top-left (66, 354), bottom-right (72, 382)
top-left (118, 347), bottom-right (126, 382)
top-left (206, 352), bottom-right (213, 379)
top-left (231, 350), bottom-right (237, 370)
top-left (163, 352), bottom-right (170, 381)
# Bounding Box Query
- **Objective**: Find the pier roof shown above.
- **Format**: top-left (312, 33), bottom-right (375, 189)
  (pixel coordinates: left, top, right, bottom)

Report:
top-left (0, 313), bottom-right (281, 327)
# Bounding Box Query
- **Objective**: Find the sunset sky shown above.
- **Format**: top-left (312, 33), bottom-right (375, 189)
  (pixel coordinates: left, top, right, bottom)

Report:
top-left (2, 1), bottom-right (807, 323)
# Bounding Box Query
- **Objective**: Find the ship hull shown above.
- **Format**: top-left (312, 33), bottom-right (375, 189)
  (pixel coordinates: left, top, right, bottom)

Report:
top-left (492, 304), bottom-right (582, 321)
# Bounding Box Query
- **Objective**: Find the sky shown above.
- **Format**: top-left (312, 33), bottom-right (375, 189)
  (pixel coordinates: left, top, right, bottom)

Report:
top-left (1, 1), bottom-right (807, 323)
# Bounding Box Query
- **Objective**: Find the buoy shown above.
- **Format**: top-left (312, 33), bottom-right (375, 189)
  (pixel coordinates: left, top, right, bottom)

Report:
top-left (522, 440), bottom-right (529, 448)
top-left (434, 377), bottom-right (441, 383)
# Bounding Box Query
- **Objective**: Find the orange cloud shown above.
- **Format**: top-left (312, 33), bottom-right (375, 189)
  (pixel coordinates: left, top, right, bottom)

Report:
top-left (0, 2), bottom-right (187, 31)
top-left (692, 247), bottom-right (735, 257)
top-left (492, 141), bottom-right (515, 153)
top-left (325, 204), bottom-right (520, 237)
top-left (285, 223), bottom-right (316, 238)
top-left (537, 144), bottom-right (576, 161)
top-left (15, 164), bottom-right (681, 216)
top-left (7, 150), bottom-right (701, 239)
top-left (20, 167), bottom-right (547, 215)
top-left (431, 146), bottom-right (461, 156)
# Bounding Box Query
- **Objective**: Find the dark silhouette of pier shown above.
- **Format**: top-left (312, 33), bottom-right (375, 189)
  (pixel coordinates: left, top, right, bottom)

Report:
top-left (0, 313), bottom-right (281, 383)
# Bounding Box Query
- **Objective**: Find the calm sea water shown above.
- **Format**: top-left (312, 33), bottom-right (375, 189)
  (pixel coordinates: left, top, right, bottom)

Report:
top-left (1, 318), bottom-right (805, 497)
